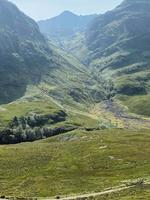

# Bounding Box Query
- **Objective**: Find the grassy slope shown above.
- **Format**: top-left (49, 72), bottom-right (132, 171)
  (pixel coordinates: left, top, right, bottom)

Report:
top-left (0, 85), bottom-right (101, 130)
top-left (43, 44), bottom-right (108, 110)
top-left (118, 94), bottom-right (150, 117)
top-left (0, 129), bottom-right (149, 197)
top-left (0, 87), bottom-right (60, 129)
top-left (53, 34), bottom-right (150, 118)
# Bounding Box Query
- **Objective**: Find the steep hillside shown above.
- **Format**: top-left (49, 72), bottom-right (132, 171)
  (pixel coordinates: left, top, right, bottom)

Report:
top-left (38, 11), bottom-right (97, 49)
top-left (86, 0), bottom-right (150, 93)
top-left (84, 0), bottom-right (150, 115)
top-left (0, 0), bottom-right (53, 104)
top-left (0, 1), bottom-right (103, 106)
top-left (49, 0), bottom-right (150, 117)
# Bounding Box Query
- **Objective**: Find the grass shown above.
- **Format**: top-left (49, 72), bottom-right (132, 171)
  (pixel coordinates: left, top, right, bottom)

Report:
top-left (67, 112), bottom-right (100, 128)
top-left (0, 86), bottom-right (101, 130)
top-left (0, 129), bottom-right (149, 198)
top-left (118, 94), bottom-right (150, 117)
top-left (0, 96), bottom-right (60, 128)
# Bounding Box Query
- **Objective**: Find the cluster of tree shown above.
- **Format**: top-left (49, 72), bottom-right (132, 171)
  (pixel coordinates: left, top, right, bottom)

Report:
top-left (9, 110), bottom-right (67, 129)
top-left (0, 110), bottom-right (75, 144)
top-left (0, 126), bottom-right (76, 144)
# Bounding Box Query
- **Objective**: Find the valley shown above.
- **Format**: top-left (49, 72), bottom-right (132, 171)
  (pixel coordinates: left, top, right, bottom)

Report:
top-left (0, 0), bottom-right (150, 199)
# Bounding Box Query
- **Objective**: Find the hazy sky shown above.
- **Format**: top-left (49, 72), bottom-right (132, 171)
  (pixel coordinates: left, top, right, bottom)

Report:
top-left (9, 0), bottom-right (123, 21)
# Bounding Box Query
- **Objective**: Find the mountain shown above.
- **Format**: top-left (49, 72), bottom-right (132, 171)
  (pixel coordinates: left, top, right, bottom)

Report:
top-left (38, 11), bottom-right (97, 41)
top-left (0, 0), bottom-right (150, 133)
top-left (0, 0), bottom-right (113, 144)
top-left (0, 0), bottom-right (53, 104)
top-left (84, 0), bottom-right (150, 116)
top-left (0, 1), bottom-right (99, 106)
top-left (86, 0), bottom-right (150, 89)
top-left (0, 0), bottom-right (150, 198)
top-left (0, 0), bottom-right (111, 129)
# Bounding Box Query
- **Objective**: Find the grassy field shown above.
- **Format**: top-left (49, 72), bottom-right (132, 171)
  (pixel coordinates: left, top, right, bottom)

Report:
top-left (0, 129), bottom-right (149, 198)
top-left (0, 95), bottom-right (60, 129)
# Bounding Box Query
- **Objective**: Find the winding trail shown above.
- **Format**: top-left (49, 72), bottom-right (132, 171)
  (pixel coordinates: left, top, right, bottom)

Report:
top-left (41, 185), bottom-right (137, 200)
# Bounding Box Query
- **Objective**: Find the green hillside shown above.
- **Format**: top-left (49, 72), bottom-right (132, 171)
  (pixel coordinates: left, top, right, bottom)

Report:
top-left (0, 129), bottom-right (149, 198)
top-left (0, 0), bottom-right (150, 146)
top-left (79, 0), bottom-right (150, 116)
top-left (40, 0), bottom-right (150, 118)
top-left (0, 0), bottom-right (109, 144)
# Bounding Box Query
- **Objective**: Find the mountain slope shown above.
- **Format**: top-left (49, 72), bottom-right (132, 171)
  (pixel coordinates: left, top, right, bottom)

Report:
top-left (0, 1), bottom-right (100, 106)
top-left (0, 0), bottom-right (115, 140)
top-left (86, 0), bottom-right (150, 93)
top-left (84, 0), bottom-right (150, 115)
top-left (0, 0), bottom-right (53, 104)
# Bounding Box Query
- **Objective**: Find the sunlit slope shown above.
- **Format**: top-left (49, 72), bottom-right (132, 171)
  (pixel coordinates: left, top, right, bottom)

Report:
top-left (45, 0), bottom-right (150, 117)
top-left (39, 44), bottom-right (110, 109)
top-left (81, 0), bottom-right (150, 116)
top-left (0, 129), bottom-right (149, 197)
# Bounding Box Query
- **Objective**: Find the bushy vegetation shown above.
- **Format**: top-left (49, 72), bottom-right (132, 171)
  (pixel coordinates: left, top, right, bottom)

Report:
top-left (0, 125), bottom-right (75, 144)
top-left (0, 111), bottom-right (78, 144)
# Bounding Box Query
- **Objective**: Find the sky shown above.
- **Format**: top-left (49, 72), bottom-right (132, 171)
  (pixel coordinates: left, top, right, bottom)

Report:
top-left (9, 0), bottom-right (123, 21)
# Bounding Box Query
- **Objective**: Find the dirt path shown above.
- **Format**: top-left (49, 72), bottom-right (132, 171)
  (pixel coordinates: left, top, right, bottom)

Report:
top-left (44, 185), bottom-right (135, 200)
top-left (3, 183), bottom-right (149, 200)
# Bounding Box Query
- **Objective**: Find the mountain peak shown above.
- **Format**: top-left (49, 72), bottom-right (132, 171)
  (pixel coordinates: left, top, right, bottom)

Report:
top-left (60, 10), bottom-right (77, 17)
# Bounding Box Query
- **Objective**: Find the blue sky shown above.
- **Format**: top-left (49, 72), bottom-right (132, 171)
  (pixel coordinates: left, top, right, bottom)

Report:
top-left (9, 0), bottom-right (123, 21)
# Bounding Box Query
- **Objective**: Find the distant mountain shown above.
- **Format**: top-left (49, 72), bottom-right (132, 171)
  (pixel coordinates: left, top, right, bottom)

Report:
top-left (38, 11), bottom-right (97, 39)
